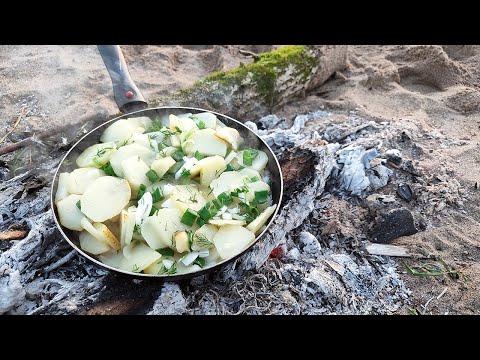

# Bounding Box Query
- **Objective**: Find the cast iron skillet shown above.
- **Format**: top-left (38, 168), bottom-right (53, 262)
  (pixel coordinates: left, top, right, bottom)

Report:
top-left (50, 45), bottom-right (283, 280)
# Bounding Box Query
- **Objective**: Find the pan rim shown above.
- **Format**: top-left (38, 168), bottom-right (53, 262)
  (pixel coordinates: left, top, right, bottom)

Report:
top-left (50, 106), bottom-right (284, 279)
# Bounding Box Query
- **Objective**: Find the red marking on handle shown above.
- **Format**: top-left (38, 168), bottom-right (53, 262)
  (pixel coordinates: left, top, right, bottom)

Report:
top-left (126, 91), bottom-right (134, 98)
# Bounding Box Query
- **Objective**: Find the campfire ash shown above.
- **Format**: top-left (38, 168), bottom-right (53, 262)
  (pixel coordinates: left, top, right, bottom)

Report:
top-left (0, 108), bottom-right (468, 315)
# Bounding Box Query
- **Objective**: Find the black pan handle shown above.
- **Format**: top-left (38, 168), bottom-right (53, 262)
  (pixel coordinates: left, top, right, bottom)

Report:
top-left (97, 45), bottom-right (148, 113)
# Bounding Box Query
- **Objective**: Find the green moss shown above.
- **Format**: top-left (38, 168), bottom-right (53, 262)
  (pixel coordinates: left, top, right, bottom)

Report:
top-left (180, 45), bottom-right (317, 107)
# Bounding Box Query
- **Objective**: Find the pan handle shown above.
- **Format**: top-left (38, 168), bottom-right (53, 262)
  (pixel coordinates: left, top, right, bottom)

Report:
top-left (97, 45), bottom-right (148, 113)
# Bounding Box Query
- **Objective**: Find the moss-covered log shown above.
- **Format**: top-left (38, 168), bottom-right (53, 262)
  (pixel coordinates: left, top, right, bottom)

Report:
top-left (152, 45), bottom-right (348, 120)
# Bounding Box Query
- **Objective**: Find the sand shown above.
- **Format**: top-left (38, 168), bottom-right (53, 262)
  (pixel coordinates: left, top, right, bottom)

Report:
top-left (1, 45), bottom-right (479, 314)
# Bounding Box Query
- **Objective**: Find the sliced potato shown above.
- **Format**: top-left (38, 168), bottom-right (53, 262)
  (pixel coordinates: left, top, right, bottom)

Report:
top-left (67, 168), bottom-right (105, 195)
top-left (81, 176), bottom-right (131, 222)
top-left (169, 114), bottom-right (196, 136)
top-left (246, 204), bottom-right (277, 234)
top-left (121, 156), bottom-right (152, 194)
top-left (100, 119), bottom-right (145, 144)
top-left (157, 146), bottom-right (177, 158)
top-left (205, 247), bottom-right (221, 265)
top-left (213, 225), bottom-right (255, 260)
top-left (121, 241), bottom-right (161, 272)
top-left (141, 208), bottom-right (188, 250)
top-left (216, 118), bottom-right (227, 128)
top-left (79, 231), bottom-right (110, 255)
top-left (127, 116), bottom-right (152, 130)
top-left (55, 172), bottom-right (71, 203)
top-left (170, 185), bottom-right (207, 213)
top-left (208, 219), bottom-right (246, 226)
top-left (98, 251), bottom-right (125, 269)
top-left (126, 133), bottom-right (157, 151)
top-left (236, 150), bottom-right (269, 172)
top-left (238, 168), bottom-right (261, 180)
top-left (174, 231), bottom-right (190, 253)
top-left (245, 181), bottom-right (270, 202)
top-left (209, 170), bottom-right (246, 197)
top-left (143, 259), bottom-right (165, 275)
top-left (224, 150), bottom-right (237, 165)
top-left (119, 207), bottom-right (136, 247)
top-left (176, 262), bottom-right (202, 274)
top-left (170, 134), bottom-right (181, 147)
top-left (109, 144), bottom-right (156, 178)
top-left (215, 127), bottom-right (244, 150)
top-left (192, 224), bottom-right (217, 251)
top-left (80, 217), bottom-right (121, 250)
top-left (183, 128), bottom-right (228, 157)
top-left (151, 157), bottom-right (176, 179)
top-left (76, 142), bottom-right (117, 168)
top-left (57, 194), bottom-right (84, 231)
top-left (192, 112), bottom-right (217, 129)
top-left (190, 155), bottom-right (226, 187)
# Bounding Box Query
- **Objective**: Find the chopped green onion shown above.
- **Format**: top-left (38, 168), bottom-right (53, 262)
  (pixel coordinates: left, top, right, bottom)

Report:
top-left (157, 248), bottom-right (174, 257)
top-left (187, 230), bottom-right (194, 251)
top-left (151, 187), bottom-right (164, 203)
top-left (100, 162), bottom-right (117, 177)
top-left (189, 115), bottom-right (206, 129)
top-left (198, 202), bottom-right (218, 224)
top-left (253, 190), bottom-right (269, 204)
top-left (132, 264), bottom-right (140, 273)
top-left (145, 169), bottom-right (160, 183)
top-left (240, 202), bottom-right (260, 221)
top-left (175, 126), bottom-right (182, 134)
top-left (249, 176), bottom-right (260, 182)
top-left (172, 149), bottom-right (184, 162)
top-left (181, 208), bottom-right (199, 226)
top-left (76, 200), bottom-right (81, 210)
top-left (150, 205), bottom-right (160, 216)
top-left (194, 150), bottom-right (204, 160)
top-left (193, 257), bottom-right (206, 268)
top-left (215, 192), bottom-right (233, 208)
top-left (225, 164), bottom-right (235, 172)
top-left (231, 186), bottom-right (249, 197)
top-left (243, 149), bottom-right (258, 166)
top-left (138, 184), bottom-right (147, 200)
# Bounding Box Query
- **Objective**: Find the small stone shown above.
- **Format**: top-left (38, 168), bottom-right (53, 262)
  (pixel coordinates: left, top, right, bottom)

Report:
top-left (397, 183), bottom-right (413, 202)
top-left (370, 208), bottom-right (418, 243)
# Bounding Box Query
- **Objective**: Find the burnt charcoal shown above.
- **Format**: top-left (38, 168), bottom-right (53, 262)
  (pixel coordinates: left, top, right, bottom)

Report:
top-left (370, 208), bottom-right (418, 243)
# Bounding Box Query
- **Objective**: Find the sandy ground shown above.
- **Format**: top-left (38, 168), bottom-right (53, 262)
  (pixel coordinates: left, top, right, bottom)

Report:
top-left (1, 45), bottom-right (479, 314)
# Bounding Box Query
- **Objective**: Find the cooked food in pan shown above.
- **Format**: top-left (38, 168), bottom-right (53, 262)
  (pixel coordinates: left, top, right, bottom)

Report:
top-left (54, 112), bottom-right (277, 275)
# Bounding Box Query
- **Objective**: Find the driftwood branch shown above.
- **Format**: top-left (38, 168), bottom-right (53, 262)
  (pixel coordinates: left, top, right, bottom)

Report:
top-left (153, 45), bottom-right (348, 120)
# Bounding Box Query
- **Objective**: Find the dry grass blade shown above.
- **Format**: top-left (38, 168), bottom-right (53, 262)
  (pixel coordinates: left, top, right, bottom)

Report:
top-left (402, 258), bottom-right (463, 279)
top-left (0, 110), bottom-right (24, 145)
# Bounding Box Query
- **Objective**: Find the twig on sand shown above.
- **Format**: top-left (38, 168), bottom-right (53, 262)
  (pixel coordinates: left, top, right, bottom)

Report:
top-left (238, 49), bottom-right (261, 60)
top-left (0, 110), bottom-right (24, 146)
top-left (437, 287), bottom-right (448, 300)
top-left (421, 296), bottom-right (435, 311)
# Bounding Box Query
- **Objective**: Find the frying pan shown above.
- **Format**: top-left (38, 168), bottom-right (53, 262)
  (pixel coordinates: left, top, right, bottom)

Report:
top-left (50, 45), bottom-right (283, 280)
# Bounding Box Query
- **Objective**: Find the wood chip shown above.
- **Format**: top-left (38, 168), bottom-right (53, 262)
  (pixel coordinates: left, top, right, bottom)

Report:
top-left (365, 243), bottom-right (410, 257)
top-left (0, 229), bottom-right (28, 241)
